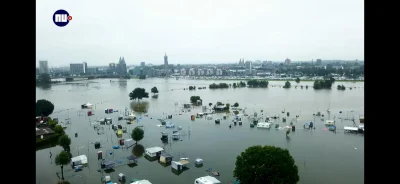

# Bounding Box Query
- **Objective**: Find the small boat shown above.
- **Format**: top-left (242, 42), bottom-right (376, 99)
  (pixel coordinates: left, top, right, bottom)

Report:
top-left (238, 121), bottom-right (242, 125)
top-left (250, 124), bottom-right (255, 128)
top-left (215, 119), bottom-right (221, 124)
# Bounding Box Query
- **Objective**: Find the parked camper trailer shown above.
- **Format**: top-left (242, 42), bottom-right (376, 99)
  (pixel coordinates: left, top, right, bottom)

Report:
top-left (71, 155), bottom-right (88, 167)
top-left (145, 147), bottom-right (164, 157)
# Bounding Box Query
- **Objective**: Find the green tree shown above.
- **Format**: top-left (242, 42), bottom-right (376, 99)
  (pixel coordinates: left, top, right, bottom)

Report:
top-left (151, 87), bottom-right (158, 95)
top-left (233, 102), bottom-right (239, 107)
top-left (38, 73), bottom-right (51, 84)
top-left (190, 96), bottom-right (202, 104)
top-left (58, 134), bottom-right (71, 151)
top-left (54, 125), bottom-right (64, 134)
top-left (233, 83), bottom-right (237, 88)
top-left (283, 81), bottom-right (291, 88)
top-left (234, 145), bottom-right (299, 184)
top-left (129, 88), bottom-right (149, 102)
top-left (131, 127), bottom-right (144, 144)
top-left (295, 78), bottom-right (300, 83)
top-left (209, 103), bottom-right (213, 107)
top-left (36, 99), bottom-right (54, 117)
top-left (55, 151), bottom-right (71, 181)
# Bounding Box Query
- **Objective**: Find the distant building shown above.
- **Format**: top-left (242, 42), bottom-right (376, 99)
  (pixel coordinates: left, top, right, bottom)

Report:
top-left (86, 67), bottom-right (98, 74)
top-left (180, 68), bottom-right (186, 75)
top-left (36, 68), bottom-right (39, 75)
top-left (316, 59), bottom-right (322, 65)
top-left (216, 69), bottom-right (222, 75)
top-left (117, 57), bottom-right (127, 76)
top-left (141, 62), bottom-right (145, 67)
top-left (206, 69), bottom-right (213, 75)
top-left (262, 61), bottom-right (268, 65)
top-left (39, 60), bottom-right (49, 74)
top-left (285, 58), bottom-right (291, 65)
top-left (197, 69), bottom-right (204, 75)
top-left (70, 62), bottom-right (87, 75)
top-left (164, 53), bottom-right (168, 71)
top-left (188, 68), bottom-right (196, 75)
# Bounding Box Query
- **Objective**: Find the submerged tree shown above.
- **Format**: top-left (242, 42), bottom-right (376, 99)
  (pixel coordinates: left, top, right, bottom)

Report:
top-left (234, 145), bottom-right (299, 184)
top-left (55, 151), bottom-right (71, 181)
top-left (129, 88), bottom-right (149, 102)
top-left (38, 73), bottom-right (51, 84)
top-left (132, 127), bottom-right (144, 144)
top-left (151, 87), bottom-right (159, 95)
top-left (295, 77), bottom-right (300, 83)
top-left (36, 99), bottom-right (55, 117)
top-left (233, 102), bottom-right (239, 107)
top-left (190, 96), bottom-right (202, 104)
top-left (283, 81), bottom-right (291, 88)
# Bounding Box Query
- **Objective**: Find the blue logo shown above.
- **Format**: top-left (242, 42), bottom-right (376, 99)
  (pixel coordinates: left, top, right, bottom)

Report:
top-left (53, 9), bottom-right (72, 27)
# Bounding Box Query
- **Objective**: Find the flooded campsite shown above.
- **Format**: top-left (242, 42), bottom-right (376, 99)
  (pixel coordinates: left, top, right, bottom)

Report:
top-left (36, 78), bottom-right (364, 184)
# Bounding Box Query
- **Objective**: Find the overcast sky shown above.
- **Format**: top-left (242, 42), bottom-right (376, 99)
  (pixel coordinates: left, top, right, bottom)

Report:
top-left (37, 0), bottom-right (364, 67)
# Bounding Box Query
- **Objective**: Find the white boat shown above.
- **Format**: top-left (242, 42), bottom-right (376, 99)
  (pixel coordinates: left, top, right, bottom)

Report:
top-left (194, 176), bottom-right (221, 184)
top-left (325, 120), bottom-right (335, 126)
top-left (257, 122), bottom-right (272, 129)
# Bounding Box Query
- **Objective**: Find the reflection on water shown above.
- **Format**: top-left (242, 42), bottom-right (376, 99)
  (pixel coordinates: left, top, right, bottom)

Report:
top-left (37, 83), bottom-right (52, 90)
top-left (132, 144), bottom-right (144, 158)
top-left (36, 79), bottom-right (364, 184)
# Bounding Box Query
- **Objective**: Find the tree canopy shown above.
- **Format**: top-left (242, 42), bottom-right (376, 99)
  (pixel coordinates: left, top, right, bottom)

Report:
top-left (129, 88), bottom-right (149, 101)
top-left (283, 81), bottom-right (291, 88)
top-left (55, 151), bottom-right (71, 181)
top-left (132, 127), bottom-right (144, 144)
top-left (295, 78), bottom-right (300, 83)
top-left (190, 96), bottom-right (202, 104)
top-left (247, 80), bottom-right (269, 88)
top-left (233, 102), bottom-right (239, 107)
top-left (36, 99), bottom-right (54, 117)
top-left (151, 87), bottom-right (159, 94)
top-left (37, 73), bottom-right (51, 84)
top-left (58, 134), bottom-right (71, 151)
top-left (209, 83), bottom-right (229, 89)
top-left (337, 85), bottom-right (346, 90)
top-left (54, 125), bottom-right (64, 134)
top-left (234, 145), bottom-right (299, 184)
top-left (313, 80), bottom-right (333, 89)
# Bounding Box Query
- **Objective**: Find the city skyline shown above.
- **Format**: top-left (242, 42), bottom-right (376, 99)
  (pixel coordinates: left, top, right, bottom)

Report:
top-left (37, 0), bottom-right (364, 67)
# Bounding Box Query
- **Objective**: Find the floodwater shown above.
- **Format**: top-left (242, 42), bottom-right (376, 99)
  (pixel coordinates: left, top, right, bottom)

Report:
top-left (36, 79), bottom-right (364, 184)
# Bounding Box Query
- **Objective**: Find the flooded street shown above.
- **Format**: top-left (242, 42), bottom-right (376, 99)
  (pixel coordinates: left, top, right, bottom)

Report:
top-left (36, 78), bottom-right (364, 184)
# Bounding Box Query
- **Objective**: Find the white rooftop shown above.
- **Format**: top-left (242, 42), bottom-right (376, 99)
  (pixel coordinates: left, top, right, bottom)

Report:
top-left (195, 176), bottom-right (221, 184)
top-left (344, 126), bottom-right (358, 131)
top-left (145, 147), bottom-right (164, 153)
top-left (131, 180), bottom-right (152, 184)
top-left (71, 155), bottom-right (88, 164)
